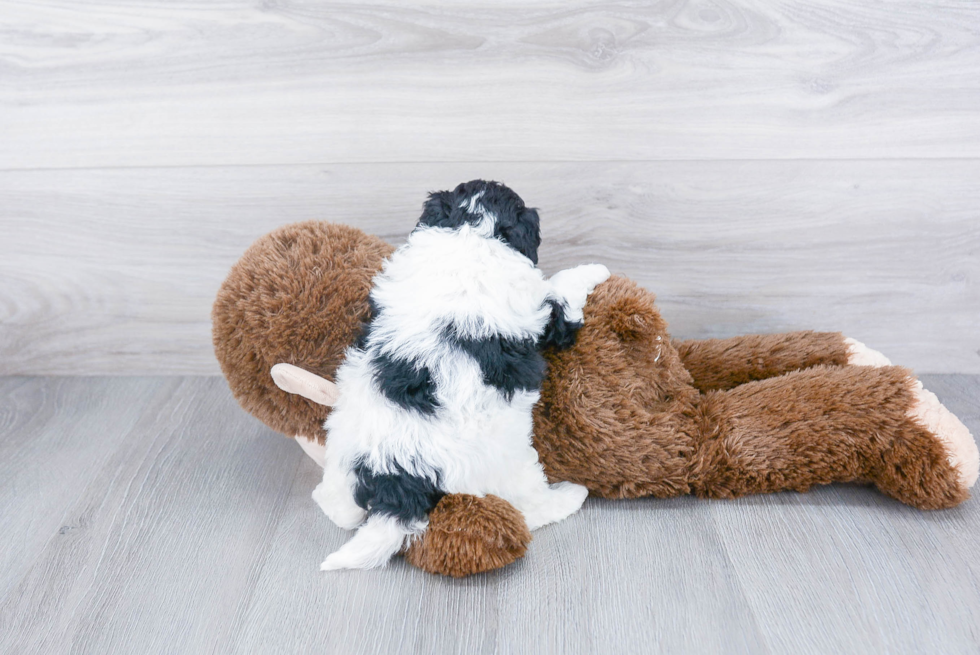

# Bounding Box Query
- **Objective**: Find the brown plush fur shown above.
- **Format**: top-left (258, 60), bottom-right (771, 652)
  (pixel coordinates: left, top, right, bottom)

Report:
top-left (674, 331), bottom-right (852, 393)
top-left (213, 222), bottom-right (970, 577)
top-left (533, 276), bottom-right (699, 499)
top-left (533, 278), bottom-right (966, 508)
top-left (213, 222), bottom-right (393, 443)
top-left (404, 495), bottom-right (532, 577)
top-left (686, 365), bottom-right (968, 509)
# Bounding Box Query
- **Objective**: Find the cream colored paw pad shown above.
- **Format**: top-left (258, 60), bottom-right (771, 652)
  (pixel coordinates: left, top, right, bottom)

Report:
top-left (908, 380), bottom-right (979, 489)
top-left (844, 337), bottom-right (892, 368)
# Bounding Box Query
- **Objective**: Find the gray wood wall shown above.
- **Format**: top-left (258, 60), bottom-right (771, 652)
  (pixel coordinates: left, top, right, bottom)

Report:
top-left (1, 0), bottom-right (978, 375)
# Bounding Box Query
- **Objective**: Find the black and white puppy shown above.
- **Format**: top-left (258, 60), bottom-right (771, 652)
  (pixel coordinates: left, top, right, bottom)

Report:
top-left (315, 180), bottom-right (610, 570)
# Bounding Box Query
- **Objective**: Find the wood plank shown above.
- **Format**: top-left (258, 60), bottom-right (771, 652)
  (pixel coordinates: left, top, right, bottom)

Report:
top-left (229, 476), bottom-right (768, 654)
top-left (711, 485), bottom-right (980, 653)
top-left (1, 0), bottom-right (979, 168)
top-left (2, 376), bottom-right (978, 653)
top-left (0, 377), bottom-right (168, 599)
top-left (1, 160), bottom-right (977, 375)
top-left (0, 377), bottom-right (300, 655)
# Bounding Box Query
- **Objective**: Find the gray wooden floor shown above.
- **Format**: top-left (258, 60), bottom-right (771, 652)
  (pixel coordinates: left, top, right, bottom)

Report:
top-left (2, 374), bottom-right (979, 654)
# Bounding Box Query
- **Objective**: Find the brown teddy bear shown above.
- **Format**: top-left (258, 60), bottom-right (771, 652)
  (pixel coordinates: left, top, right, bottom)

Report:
top-left (213, 221), bottom-right (978, 577)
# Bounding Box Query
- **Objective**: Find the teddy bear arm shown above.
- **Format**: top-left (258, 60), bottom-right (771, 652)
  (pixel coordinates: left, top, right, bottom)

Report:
top-left (673, 331), bottom-right (850, 393)
top-left (404, 494), bottom-right (532, 577)
top-left (686, 364), bottom-right (977, 509)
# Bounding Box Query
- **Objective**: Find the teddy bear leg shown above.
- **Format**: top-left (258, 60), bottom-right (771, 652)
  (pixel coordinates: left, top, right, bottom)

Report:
top-left (674, 331), bottom-right (852, 392)
top-left (295, 435), bottom-right (326, 468)
top-left (904, 379), bottom-right (979, 490)
top-left (687, 364), bottom-right (978, 509)
top-left (842, 337), bottom-right (892, 367)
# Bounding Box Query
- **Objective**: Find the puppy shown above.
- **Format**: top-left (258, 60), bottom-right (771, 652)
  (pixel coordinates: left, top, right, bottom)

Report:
top-left (314, 180), bottom-right (610, 570)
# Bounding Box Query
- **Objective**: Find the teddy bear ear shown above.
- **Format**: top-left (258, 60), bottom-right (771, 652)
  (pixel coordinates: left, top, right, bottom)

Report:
top-left (270, 363), bottom-right (339, 406)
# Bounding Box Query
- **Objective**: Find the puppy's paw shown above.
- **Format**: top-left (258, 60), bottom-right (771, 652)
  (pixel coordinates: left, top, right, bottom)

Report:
top-left (549, 481), bottom-right (590, 514)
top-left (550, 264), bottom-right (611, 315)
top-left (328, 505), bottom-right (368, 531)
top-left (312, 481), bottom-right (366, 530)
top-left (577, 264), bottom-right (611, 295)
top-left (523, 481), bottom-right (589, 531)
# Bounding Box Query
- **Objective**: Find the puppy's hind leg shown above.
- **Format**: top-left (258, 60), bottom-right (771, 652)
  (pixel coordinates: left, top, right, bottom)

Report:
top-left (313, 456), bottom-right (367, 531)
top-left (506, 457), bottom-right (589, 531)
top-left (320, 515), bottom-right (420, 571)
top-left (519, 482), bottom-right (589, 531)
top-left (322, 459), bottom-right (443, 570)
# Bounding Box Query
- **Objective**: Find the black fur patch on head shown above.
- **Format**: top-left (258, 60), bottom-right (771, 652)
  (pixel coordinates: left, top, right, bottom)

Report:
top-left (492, 205), bottom-right (540, 265)
top-left (539, 299), bottom-right (582, 350)
top-left (372, 351), bottom-right (440, 415)
top-left (416, 179), bottom-right (542, 264)
top-left (446, 326), bottom-right (547, 400)
top-left (352, 460), bottom-right (445, 526)
top-left (417, 190), bottom-right (459, 229)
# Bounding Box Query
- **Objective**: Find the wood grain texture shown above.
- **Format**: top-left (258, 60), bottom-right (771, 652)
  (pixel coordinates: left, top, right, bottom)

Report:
top-left (0, 377), bottom-right (300, 655)
top-left (1, 0), bottom-right (978, 373)
top-left (0, 377), bottom-right (171, 600)
top-left (1, 0), bottom-right (979, 168)
top-left (1, 161), bottom-right (977, 375)
top-left (1, 375), bottom-right (979, 654)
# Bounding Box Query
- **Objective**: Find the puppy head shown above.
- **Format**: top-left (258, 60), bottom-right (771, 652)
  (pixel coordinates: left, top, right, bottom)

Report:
top-left (416, 180), bottom-right (542, 264)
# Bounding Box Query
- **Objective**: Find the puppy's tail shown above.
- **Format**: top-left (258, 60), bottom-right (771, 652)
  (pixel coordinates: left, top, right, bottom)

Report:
top-left (320, 514), bottom-right (419, 571)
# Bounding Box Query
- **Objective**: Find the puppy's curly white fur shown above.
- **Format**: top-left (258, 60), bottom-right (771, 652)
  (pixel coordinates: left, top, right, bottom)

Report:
top-left (315, 180), bottom-right (610, 570)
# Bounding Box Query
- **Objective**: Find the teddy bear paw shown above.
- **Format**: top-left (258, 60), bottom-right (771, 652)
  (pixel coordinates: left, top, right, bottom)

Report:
top-left (844, 337), bottom-right (892, 368)
top-left (295, 435), bottom-right (326, 468)
top-left (907, 380), bottom-right (979, 490)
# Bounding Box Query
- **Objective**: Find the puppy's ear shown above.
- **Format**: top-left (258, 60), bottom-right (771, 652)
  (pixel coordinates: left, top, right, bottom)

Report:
top-left (417, 190), bottom-right (459, 229)
top-left (497, 207), bottom-right (541, 265)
